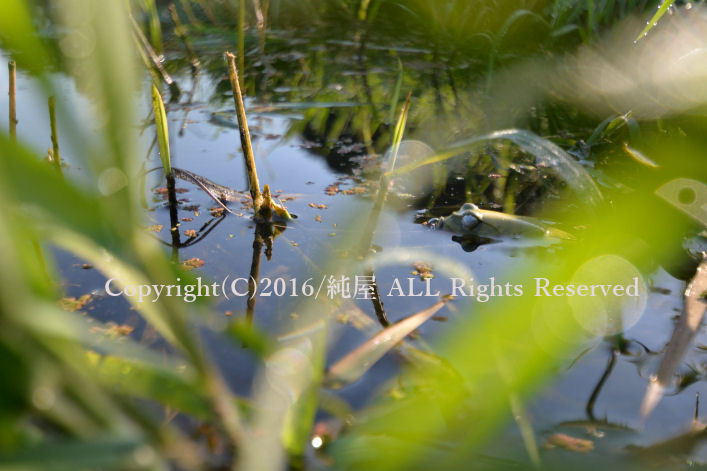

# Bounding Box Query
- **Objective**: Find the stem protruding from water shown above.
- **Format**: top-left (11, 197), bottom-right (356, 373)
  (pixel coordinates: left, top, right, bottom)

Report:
top-left (151, 84), bottom-right (172, 177)
top-left (48, 96), bottom-right (62, 175)
top-left (225, 51), bottom-right (291, 221)
top-left (8, 61), bottom-right (17, 141)
top-left (226, 51), bottom-right (262, 213)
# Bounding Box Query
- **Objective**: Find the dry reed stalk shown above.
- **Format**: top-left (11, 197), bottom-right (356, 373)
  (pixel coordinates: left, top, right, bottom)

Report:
top-left (225, 51), bottom-right (262, 213)
top-left (8, 61), bottom-right (17, 141)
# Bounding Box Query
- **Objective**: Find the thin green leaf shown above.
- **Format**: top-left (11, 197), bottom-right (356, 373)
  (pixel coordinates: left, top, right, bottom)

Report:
top-left (0, 1), bottom-right (50, 75)
top-left (387, 58), bottom-right (404, 124)
top-left (388, 90), bottom-right (412, 173)
top-left (0, 438), bottom-right (150, 470)
top-left (87, 351), bottom-right (212, 418)
top-left (586, 113), bottom-right (620, 146)
top-left (151, 84), bottom-right (171, 176)
top-left (634, 0), bottom-right (672, 42)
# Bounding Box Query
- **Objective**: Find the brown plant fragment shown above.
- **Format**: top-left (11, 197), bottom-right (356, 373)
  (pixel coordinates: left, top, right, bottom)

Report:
top-left (59, 294), bottom-right (92, 312)
top-left (183, 258), bottom-right (205, 271)
top-left (324, 183), bottom-right (340, 195)
top-left (411, 262), bottom-right (434, 280)
top-left (545, 433), bottom-right (594, 453)
top-left (90, 322), bottom-right (134, 338)
top-left (209, 206), bottom-right (225, 217)
top-left (156, 187), bottom-right (188, 195)
top-left (342, 187), bottom-right (366, 195)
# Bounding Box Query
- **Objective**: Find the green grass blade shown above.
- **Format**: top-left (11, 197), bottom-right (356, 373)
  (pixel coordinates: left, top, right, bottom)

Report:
top-left (387, 58), bottom-right (404, 124)
top-left (0, 438), bottom-right (150, 470)
top-left (388, 90), bottom-right (412, 173)
top-left (151, 84), bottom-right (171, 176)
top-left (634, 0), bottom-right (672, 42)
top-left (87, 351), bottom-right (212, 418)
top-left (0, 1), bottom-right (50, 76)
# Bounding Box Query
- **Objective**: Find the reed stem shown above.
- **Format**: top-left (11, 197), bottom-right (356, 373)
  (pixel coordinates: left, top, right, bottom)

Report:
top-left (48, 96), bottom-right (62, 175)
top-left (8, 61), bottom-right (17, 141)
top-left (225, 51), bottom-right (262, 212)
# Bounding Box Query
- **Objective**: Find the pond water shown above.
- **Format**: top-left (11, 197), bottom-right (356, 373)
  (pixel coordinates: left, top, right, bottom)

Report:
top-left (1, 5), bottom-right (705, 468)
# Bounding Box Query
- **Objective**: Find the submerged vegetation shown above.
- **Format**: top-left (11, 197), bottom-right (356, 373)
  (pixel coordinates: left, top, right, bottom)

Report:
top-left (0, 0), bottom-right (705, 470)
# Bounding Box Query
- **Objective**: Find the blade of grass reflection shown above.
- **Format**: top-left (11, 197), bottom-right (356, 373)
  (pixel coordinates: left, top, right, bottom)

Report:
top-left (129, 11), bottom-right (180, 98)
top-left (323, 299), bottom-right (449, 389)
top-left (640, 255), bottom-right (707, 421)
top-left (168, 3), bottom-right (201, 71)
top-left (133, 32), bottom-right (164, 87)
top-left (177, 68), bottom-right (201, 136)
